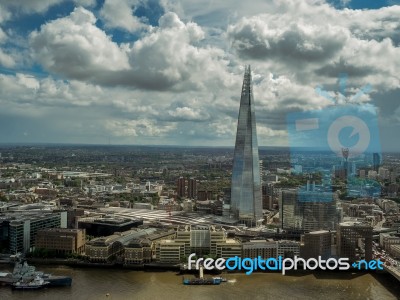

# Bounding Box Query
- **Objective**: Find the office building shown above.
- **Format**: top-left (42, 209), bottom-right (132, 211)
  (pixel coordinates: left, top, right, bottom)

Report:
top-left (124, 229), bottom-right (175, 264)
top-left (155, 240), bottom-right (186, 263)
top-left (389, 244), bottom-right (400, 259)
top-left (85, 228), bottom-right (157, 262)
top-left (279, 189), bottom-right (338, 232)
top-left (187, 178), bottom-right (197, 199)
top-left (277, 240), bottom-right (300, 258)
top-left (155, 225), bottom-right (235, 262)
top-left (222, 187), bottom-right (231, 205)
top-left (216, 239), bottom-right (242, 259)
top-left (231, 65), bottom-right (263, 226)
top-left (174, 225), bottom-right (226, 257)
top-left (337, 222), bottom-right (372, 262)
top-left (177, 177), bottom-right (186, 198)
top-left (197, 190), bottom-right (213, 201)
top-left (373, 153), bottom-right (381, 171)
top-left (35, 228), bottom-right (86, 255)
top-left (380, 233), bottom-right (400, 251)
top-left (124, 239), bottom-right (153, 264)
top-left (242, 239), bottom-right (277, 259)
top-left (77, 216), bottom-right (143, 237)
top-left (300, 230), bottom-right (332, 259)
top-left (2, 211), bottom-right (67, 254)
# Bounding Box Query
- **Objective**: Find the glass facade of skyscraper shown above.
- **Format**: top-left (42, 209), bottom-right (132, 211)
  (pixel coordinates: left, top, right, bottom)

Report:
top-left (231, 66), bottom-right (262, 226)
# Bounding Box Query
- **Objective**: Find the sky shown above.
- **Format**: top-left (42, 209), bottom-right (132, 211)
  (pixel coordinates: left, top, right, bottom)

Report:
top-left (0, 0), bottom-right (399, 151)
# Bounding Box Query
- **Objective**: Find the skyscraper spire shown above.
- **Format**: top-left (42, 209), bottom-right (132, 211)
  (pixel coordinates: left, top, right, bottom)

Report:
top-left (231, 65), bottom-right (262, 226)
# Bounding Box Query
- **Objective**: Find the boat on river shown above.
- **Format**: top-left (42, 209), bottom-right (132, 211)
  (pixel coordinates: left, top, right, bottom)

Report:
top-left (0, 255), bottom-right (72, 287)
top-left (12, 275), bottom-right (50, 290)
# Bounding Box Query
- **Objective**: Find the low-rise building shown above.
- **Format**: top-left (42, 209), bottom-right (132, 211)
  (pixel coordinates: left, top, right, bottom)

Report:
top-left (380, 233), bottom-right (400, 252)
top-left (124, 239), bottom-right (152, 264)
top-left (242, 239), bottom-right (277, 259)
top-left (389, 244), bottom-right (400, 259)
top-left (216, 239), bottom-right (242, 259)
top-left (124, 229), bottom-right (175, 264)
top-left (155, 240), bottom-right (186, 263)
top-left (300, 230), bottom-right (332, 259)
top-left (77, 216), bottom-right (143, 237)
top-left (85, 228), bottom-right (157, 262)
top-left (35, 228), bottom-right (86, 255)
top-left (277, 240), bottom-right (300, 258)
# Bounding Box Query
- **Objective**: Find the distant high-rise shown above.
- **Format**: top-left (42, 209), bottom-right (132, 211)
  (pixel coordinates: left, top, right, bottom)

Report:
top-left (373, 153), bottom-right (381, 171)
top-left (177, 177), bottom-right (186, 198)
top-left (231, 66), bottom-right (262, 226)
top-left (187, 178), bottom-right (197, 199)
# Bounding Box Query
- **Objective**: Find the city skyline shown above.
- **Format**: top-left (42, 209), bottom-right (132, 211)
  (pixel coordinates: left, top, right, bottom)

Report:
top-left (0, 0), bottom-right (399, 152)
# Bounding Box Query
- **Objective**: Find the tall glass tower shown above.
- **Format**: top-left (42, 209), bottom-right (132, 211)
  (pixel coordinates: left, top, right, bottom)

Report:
top-left (231, 65), bottom-right (262, 226)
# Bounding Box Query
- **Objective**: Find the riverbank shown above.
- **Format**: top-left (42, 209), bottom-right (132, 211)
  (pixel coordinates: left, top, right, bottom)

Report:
top-left (0, 258), bottom-right (181, 271)
top-left (0, 257), bottom-right (388, 277)
top-left (1, 266), bottom-right (399, 300)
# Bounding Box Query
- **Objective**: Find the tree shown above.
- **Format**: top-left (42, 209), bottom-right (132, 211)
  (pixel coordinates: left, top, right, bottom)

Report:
top-left (0, 194), bottom-right (8, 202)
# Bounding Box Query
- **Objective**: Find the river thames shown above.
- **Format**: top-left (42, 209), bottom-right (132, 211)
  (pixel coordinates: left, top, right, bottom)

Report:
top-left (1, 266), bottom-right (400, 300)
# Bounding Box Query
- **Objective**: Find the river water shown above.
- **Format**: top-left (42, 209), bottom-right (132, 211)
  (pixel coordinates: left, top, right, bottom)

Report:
top-left (0, 266), bottom-right (399, 300)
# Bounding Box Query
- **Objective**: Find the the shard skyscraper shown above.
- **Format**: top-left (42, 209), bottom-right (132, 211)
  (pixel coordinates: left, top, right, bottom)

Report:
top-left (231, 65), bottom-right (262, 226)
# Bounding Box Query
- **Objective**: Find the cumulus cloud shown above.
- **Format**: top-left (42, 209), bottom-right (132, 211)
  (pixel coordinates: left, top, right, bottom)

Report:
top-left (1, 0), bottom-right (94, 14)
top-left (29, 8), bottom-right (232, 91)
top-left (226, 0), bottom-right (400, 94)
top-left (0, 73), bottom-right (103, 110)
top-left (1, 0), bottom-right (400, 148)
top-left (106, 119), bottom-right (177, 137)
top-left (100, 0), bottom-right (149, 32)
top-left (343, 6), bottom-right (400, 45)
top-left (0, 49), bottom-right (15, 67)
top-left (127, 12), bottom-right (233, 90)
top-left (209, 117), bottom-right (237, 138)
top-left (0, 28), bottom-right (6, 43)
top-left (74, 0), bottom-right (96, 6)
top-left (0, 4), bottom-right (11, 24)
top-left (228, 16), bottom-right (348, 64)
top-left (1, 0), bottom-right (64, 14)
top-left (16, 74), bottom-right (40, 90)
top-left (316, 37), bottom-right (400, 90)
top-left (30, 7), bottom-right (130, 80)
top-left (167, 106), bottom-right (210, 121)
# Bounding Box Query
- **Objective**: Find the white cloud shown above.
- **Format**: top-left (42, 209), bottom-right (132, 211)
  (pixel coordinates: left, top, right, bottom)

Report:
top-left (228, 15), bottom-right (348, 63)
top-left (128, 12), bottom-right (231, 90)
top-left (16, 74), bottom-right (40, 90)
top-left (73, 0), bottom-right (96, 6)
top-left (1, 0), bottom-right (95, 15)
top-left (30, 7), bottom-right (130, 80)
top-left (106, 119), bottom-right (177, 137)
top-left (167, 106), bottom-right (210, 121)
top-left (100, 0), bottom-right (149, 32)
top-left (1, 0), bottom-right (400, 148)
top-left (1, 0), bottom-right (64, 14)
top-left (209, 117), bottom-right (236, 138)
top-left (342, 6), bottom-right (400, 44)
top-left (0, 4), bottom-right (11, 24)
top-left (225, 1), bottom-right (400, 94)
top-left (0, 27), bottom-right (6, 43)
top-left (0, 49), bottom-right (15, 67)
top-left (28, 9), bottom-right (232, 91)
